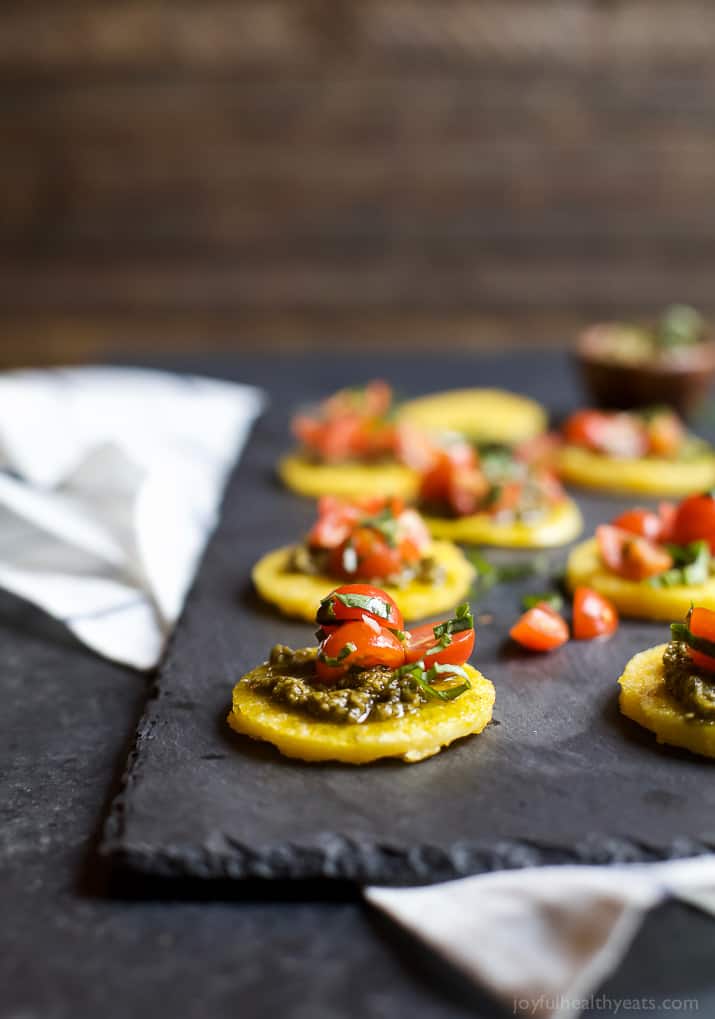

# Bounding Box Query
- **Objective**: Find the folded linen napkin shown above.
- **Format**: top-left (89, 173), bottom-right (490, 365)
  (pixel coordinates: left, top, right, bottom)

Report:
top-left (366, 855), bottom-right (715, 1018)
top-left (0, 366), bottom-right (264, 669)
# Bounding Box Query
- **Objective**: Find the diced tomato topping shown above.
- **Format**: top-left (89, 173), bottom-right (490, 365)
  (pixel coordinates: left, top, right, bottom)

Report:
top-left (509, 603), bottom-right (569, 652)
top-left (308, 496), bottom-right (364, 549)
top-left (610, 504), bottom-right (675, 544)
top-left (309, 496), bottom-right (430, 581)
top-left (564, 410), bottom-right (648, 458)
top-left (687, 606), bottom-right (715, 672)
top-left (292, 381), bottom-right (399, 463)
top-left (315, 618), bottom-right (405, 682)
top-left (596, 524), bottom-right (673, 581)
top-left (572, 587), bottom-right (619, 640)
top-left (316, 584), bottom-right (404, 630)
top-left (672, 493), bottom-right (715, 554)
top-left (564, 408), bottom-right (686, 458)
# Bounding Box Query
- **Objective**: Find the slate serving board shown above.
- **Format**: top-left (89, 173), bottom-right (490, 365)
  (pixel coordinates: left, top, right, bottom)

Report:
top-left (102, 352), bottom-right (715, 885)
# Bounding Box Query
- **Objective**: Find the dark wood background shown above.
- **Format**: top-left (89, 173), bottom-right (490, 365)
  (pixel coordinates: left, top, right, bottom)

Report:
top-left (3, 1), bottom-right (715, 366)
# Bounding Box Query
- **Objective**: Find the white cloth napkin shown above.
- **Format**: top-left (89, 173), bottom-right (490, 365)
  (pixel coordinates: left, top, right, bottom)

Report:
top-left (0, 366), bottom-right (264, 669)
top-left (367, 855), bottom-right (715, 1018)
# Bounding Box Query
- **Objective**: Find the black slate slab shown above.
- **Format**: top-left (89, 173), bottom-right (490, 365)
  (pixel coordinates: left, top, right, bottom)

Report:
top-left (101, 352), bottom-right (715, 884)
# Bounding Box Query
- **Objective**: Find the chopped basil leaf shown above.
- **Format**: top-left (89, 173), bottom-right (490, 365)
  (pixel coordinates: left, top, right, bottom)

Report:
top-left (649, 541), bottom-right (710, 588)
top-left (522, 592), bottom-right (564, 612)
top-left (318, 642), bottom-right (357, 667)
top-left (396, 660), bottom-right (471, 702)
top-left (425, 633), bottom-right (452, 655)
top-left (334, 591), bottom-right (391, 617)
top-left (317, 590), bottom-right (393, 623)
top-left (670, 623), bottom-right (715, 659)
top-left (433, 603), bottom-right (474, 639)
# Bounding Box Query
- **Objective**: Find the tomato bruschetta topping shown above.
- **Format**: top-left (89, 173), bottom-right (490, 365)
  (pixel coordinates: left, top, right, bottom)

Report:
top-left (562, 408), bottom-right (686, 459)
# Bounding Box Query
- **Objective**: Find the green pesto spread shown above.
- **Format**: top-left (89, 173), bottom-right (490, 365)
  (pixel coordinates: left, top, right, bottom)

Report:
top-left (245, 645), bottom-right (427, 725)
top-left (662, 641), bottom-right (715, 721)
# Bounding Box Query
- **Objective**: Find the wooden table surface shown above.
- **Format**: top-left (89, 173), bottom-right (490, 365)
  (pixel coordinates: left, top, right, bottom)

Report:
top-left (3, 1), bottom-right (715, 367)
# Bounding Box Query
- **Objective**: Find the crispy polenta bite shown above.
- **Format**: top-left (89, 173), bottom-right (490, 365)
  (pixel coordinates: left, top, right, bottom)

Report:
top-left (397, 388), bottom-right (547, 444)
top-left (278, 380), bottom-right (429, 499)
top-left (566, 494), bottom-right (715, 621)
top-left (253, 495), bottom-right (474, 622)
top-left (228, 590), bottom-right (495, 764)
top-left (556, 408), bottom-right (715, 496)
top-left (417, 438), bottom-right (582, 548)
top-left (619, 606), bottom-right (715, 758)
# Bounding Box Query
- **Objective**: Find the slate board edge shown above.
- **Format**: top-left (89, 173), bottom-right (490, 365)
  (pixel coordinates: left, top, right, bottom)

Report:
top-left (102, 681), bottom-right (715, 885)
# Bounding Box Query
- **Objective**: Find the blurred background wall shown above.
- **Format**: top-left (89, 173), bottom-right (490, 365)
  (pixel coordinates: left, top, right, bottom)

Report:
top-left (2, 1), bottom-right (715, 366)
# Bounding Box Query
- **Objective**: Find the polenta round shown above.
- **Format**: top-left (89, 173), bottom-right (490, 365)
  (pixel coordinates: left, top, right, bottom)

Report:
top-left (278, 452), bottom-right (418, 500)
top-left (228, 663), bottom-right (495, 764)
top-left (252, 540), bottom-right (474, 622)
top-left (619, 644), bottom-right (715, 758)
top-left (397, 388), bottom-right (547, 443)
top-left (557, 444), bottom-right (715, 496)
top-left (566, 537), bottom-right (715, 621)
top-left (424, 497), bottom-right (582, 548)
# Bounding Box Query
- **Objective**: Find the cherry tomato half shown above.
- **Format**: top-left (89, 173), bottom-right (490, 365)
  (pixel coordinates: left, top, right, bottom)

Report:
top-left (404, 622), bottom-right (475, 667)
top-left (687, 605), bottom-right (715, 673)
top-left (315, 618), bottom-right (405, 683)
top-left (672, 493), bottom-right (715, 553)
top-left (316, 584), bottom-right (404, 630)
top-left (509, 603), bottom-right (569, 652)
top-left (596, 525), bottom-right (673, 581)
top-left (572, 587), bottom-right (619, 640)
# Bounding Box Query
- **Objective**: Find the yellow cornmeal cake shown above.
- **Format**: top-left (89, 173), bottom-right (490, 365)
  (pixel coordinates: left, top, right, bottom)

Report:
top-left (228, 663), bottom-right (495, 764)
top-left (252, 540), bottom-right (474, 623)
top-left (397, 388), bottom-right (547, 443)
top-left (278, 453), bottom-right (418, 500)
top-left (557, 444), bottom-right (715, 496)
top-left (566, 538), bottom-right (715, 621)
top-left (424, 497), bottom-right (582, 548)
top-left (619, 644), bottom-right (715, 758)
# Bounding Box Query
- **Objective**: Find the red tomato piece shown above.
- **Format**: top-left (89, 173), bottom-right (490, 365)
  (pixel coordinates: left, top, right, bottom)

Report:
top-left (316, 584), bottom-right (404, 630)
top-left (404, 622), bottom-right (475, 667)
top-left (419, 448), bottom-right (489, 517)
top-left (672, 493), bottom-right (715, 553)
top-left (509, 603), bottom-right (569, 652)
top-left (572, 587), bottom-right (619, 640)
top-left (610, 506), bottom-right (672, 543)
top-left (686, 606), bottom-right (715, 672)
top-left (596, 524), bottom-right (673, 581)
top-left (328, 528), bottom-right (404, 581)
top-left (315, 619), bottom-right (405, 682)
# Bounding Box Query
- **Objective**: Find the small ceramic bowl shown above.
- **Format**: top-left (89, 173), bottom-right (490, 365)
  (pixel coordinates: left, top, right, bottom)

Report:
top-left (574, 323), bottom-right (715, 417)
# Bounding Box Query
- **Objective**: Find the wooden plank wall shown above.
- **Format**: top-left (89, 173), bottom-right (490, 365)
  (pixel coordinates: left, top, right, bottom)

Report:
top-left (2, 1), bottom-right (715, 365)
